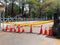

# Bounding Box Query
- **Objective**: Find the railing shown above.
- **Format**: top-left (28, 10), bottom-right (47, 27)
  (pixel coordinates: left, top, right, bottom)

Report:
top-left (0, 17), bottom-right (54, 22)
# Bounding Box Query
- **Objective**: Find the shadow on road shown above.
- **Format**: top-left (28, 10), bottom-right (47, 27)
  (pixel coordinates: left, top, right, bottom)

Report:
top-left (16, 32), bottom-right (41, 35)
top-left (46, 35), bottom-right (60, 39)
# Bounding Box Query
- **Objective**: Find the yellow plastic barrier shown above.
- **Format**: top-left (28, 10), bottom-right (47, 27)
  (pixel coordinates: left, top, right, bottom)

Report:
top-left (4, 20), bottom-right (53, 26)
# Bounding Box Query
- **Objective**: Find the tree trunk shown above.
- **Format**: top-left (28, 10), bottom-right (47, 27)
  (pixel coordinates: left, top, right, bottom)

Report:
top-left (5, 3), bottom-right (7, 18)
top-left (11, 1), bottom-right (14, 17)
top-left (29, 4), bottom-right (32, 18)
top-left (22, 3), bottom-right (24, 17)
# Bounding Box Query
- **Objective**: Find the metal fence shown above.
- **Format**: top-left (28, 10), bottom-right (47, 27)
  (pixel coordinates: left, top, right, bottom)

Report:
top-left (0, 17), bottom-right (54, 22)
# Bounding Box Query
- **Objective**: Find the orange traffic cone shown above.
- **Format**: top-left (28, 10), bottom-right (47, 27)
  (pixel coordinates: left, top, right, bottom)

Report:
top-left (40, 25), bottom-right (43, 34)
top-left (44, 28), bottom-right (47, 35)
top-left (14, 28), bottom-right (16, 32)
top-left (49, 27), bottom-right (53, 36)
top-left (10, 26), bottom-right (13, 32)
top-left (5, 25), bottom-right (8, 31)
top-left (30, 25), bottom-right (32, 33)
top-left (14, 26), bottom-right (16, 32)
top-left (22, 26), bottom-right (25, 33)
top-left (17, 26), bottom-right (20, 33)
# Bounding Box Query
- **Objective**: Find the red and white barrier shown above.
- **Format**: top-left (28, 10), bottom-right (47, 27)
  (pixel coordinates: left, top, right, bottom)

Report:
top-left (2, 22), bottom-right (53, 36)
top-left (22, 27), bottom-right (25, 33)
top-left (17, 26), bottom-right (20, 33)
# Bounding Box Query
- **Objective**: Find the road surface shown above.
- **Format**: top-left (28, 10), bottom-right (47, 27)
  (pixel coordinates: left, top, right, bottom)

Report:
top-left (0, 31), bottom-right (60, 45)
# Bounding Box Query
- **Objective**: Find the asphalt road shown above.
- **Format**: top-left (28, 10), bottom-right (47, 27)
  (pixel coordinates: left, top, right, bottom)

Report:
top-left (0, 32), bottom-right (60, 45)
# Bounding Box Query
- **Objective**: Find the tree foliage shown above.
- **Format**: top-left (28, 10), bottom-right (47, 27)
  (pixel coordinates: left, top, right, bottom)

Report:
top-left (4, 0), bottom-right (60, 19)
top-left (6, 3), bottom-right (21, 17)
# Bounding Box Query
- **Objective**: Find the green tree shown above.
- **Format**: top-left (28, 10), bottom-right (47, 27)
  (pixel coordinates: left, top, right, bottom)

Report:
top-left (6, 3), bottom-right (21, 17)
top-left (26, 0), bottom-right (57, 18)
top-left (38, 0), bottom-right (57, 18)
top-left (5, 0), bottom-right (60, 19)
top-left (27, 0), bottom-right (40, 18)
